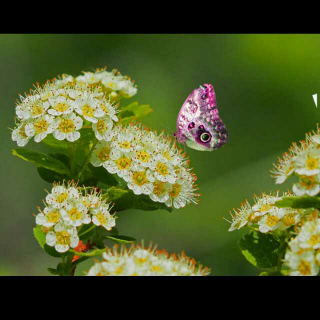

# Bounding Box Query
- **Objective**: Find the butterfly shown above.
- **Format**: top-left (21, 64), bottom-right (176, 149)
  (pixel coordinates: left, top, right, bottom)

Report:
top-left (174, 84), bottom-right (228, 151)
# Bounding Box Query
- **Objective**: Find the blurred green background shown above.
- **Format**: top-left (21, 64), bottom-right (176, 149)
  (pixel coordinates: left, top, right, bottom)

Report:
top-left (1, 34), bottom-right (320, 276)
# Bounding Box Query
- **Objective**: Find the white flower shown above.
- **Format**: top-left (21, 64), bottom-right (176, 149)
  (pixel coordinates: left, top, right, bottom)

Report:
top-left (25, 114), bottom-right (55, 142)
top-left (104, 152), bottom-right (133, 182)
top-left (149, 181), bottom-right (170, 204)
top-left (46, 222), bottom-right (79, 253)
top-left (60, 199), bottom-right (91, 227)
top-left (92, 117), bottom-right (114, 141)
top-left (127, 169), bottom-right (154, 195)
top-left (86, 242), bottom-right (210, 276)
top-left (296, 220), bottom-right (320, 250)
top-left (73, 97), bottom-right (104, 123)
top-left (150, 158), bottom-right (177, 184)
top-left (97, 100), bottom-right (118, 122)
top-left (90, 141), bottom-right (112, 167)
top-left (91, 204), bottom-right (116, 231)
top-left (112, 130), bottom-right (136, 153)
top-left (36, 206), bottom-right (62, 227)
top-left (53, 112), bottom-right (83, 142)
top-left (11, 121), bottom-right (31, 146)
top-left (294, 150), bottom-right (320, 176)
top-left (16, 96), bottom-right (50, 120)
top-left (46, 185), bottom-right (77, 209)
top-left (284, 250), bottom-right (319, 276)
top-left (48, 95), bottom-right (74, 116)
top-left (293, 174), bottom-right (320, 196)
top-left (258, 208), bottom-right (283, 233)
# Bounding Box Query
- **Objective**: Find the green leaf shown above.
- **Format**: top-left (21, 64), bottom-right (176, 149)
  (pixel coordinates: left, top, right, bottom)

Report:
top-left (42, 134), bottom-right (70, 150)
top-left (47, 268), bottom-right (61, 275)
top-left (105, 235), bottom-right (136, 244)
top-left (275, 196), bottom-right (320, 209)
top-left (106, 187), bottom-right (172, 212)
top-left (37, 167), bottom-right (69, 184)
top-left (87, 164), bottom-right (118, 187)
top-left (44, 244), bottom-right (62, 258)
top-left (239, 231), bottom-right (281, 269)
top-left (12, 148), bottom-right (70, 175)
top-left (119, 102), bottom-right (153, 125)
top-left (259, 271), bottom-right (285, 276)
top-left (33, 226), bottom-right (46, 249)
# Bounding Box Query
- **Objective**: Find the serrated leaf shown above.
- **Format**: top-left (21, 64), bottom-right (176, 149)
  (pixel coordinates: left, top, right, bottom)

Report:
top-left (119, 102), bottom-right (153, 125)
top-left (239, 231), bottom-right (281, 269)
top-left (275, 196), bottom-right (320, 209)
top-left (33, 226), bottom-right (46, 249)
top-left (12, 148), bottom-right (70, 175)
top-left (105, 235), bottom-right (136, 244)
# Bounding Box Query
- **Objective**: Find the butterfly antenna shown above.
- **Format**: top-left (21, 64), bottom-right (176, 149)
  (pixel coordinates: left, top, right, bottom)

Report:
top-left (159, 121), bottom-right (175, 135)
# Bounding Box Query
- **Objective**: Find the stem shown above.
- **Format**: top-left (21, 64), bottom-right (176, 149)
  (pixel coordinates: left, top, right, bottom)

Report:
top-left (68, 144), bottom-right (77, 177)
top-left (77, 138), bottom-right (98, 180)
top-left (69, 248), bottom-right (106, 257)
top-left (247, 225), bottom-right (259, 232)
top-left (277, 237), bottom-right (287, 271)
top-left (78, 225), bottom-right (96, 237)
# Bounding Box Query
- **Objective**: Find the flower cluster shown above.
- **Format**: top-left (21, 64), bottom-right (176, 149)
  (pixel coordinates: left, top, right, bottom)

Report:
top-left (11, 70), bottom-right (122, 147)
top-left (284, 212), bottom-right (320, 276)
top-left (228, 192), bottom-right (310, 233)
top-left (271, 126), bottom-right (320, 196)
top-left (35, 182), bottom-right (116, 253)
top-left (90, 124), bottom-right (199, 209)
top-left (87, 242), bottom-right (210, 276)
top-left (74, 68), bottom-right (137, 100)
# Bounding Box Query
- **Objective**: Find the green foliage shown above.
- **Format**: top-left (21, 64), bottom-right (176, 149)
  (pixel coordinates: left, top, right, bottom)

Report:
top-left (275, 196), bottom-right (320, 209)
top-left (119, 102), bottom-right (153, 125)
top-left (33, 226), bottom-right (46, 249)
top-left (239, 231), bottom-right (281, 269)
top-left (87, 164), bottom-right (118, 187)
top-left (12, 148), bottom-right (70, 175)
top-left (105, 235), bottom-right (136, 244)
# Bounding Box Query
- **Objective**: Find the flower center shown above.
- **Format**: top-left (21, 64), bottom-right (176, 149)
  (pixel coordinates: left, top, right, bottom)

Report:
top-left (82, 105), bottom-right (94, 117)
top-left (156, 162), bottom-right (169, 176)
top-left (266, 215), bottom-right (279, 227)
top-left (59, 119), bottom-right (75, 133)
top-left (47, 210), bottom-right (60, 223)
top-left (169, 183), bottom-right (182, 198)
top-left (55, 103), bottom-right (69, 112)
top-left (97, 119), bottom-right (106, 133)
top-left (34, 119), bottom-right (49, 134)
top-left (163, 151), bottom-right (171, 161)
top-left (68, 207), bottom-right (83, 221)
top-left (153, 181), bottom-right (166, 196)
top-left (56, 192), bottom-right (68, 203)
top-left (282, 214), bottom-right (295, 226)
top-left (136, 151), bottom-right (150, 163)
top-left (298, 260), bottom-right (311, 275)
top-left (309, 235), bottom-right (320, 246)
top-left (300, 175), bottom-right (316, 189)
top-left (56, 231), bottom-right (71, 246)
top-left (19, 125), bottom-right (28, 138)
top-left (306, 155), bottom-right (319, 170)
top-left (132, 171), bottom-right (148, 186)
top-left (96, 212), bottom-right (107, 225)
top-left (258, 204), bottom-right (273, 213)
top-left (31, 104), bottom-right (43, 117)
top-left (97, 147), bottom-right (111, 162)
top-left (119, 141), bottom-right (131, 150)
top-left (151, 266), bottom-right (162, 272)
top-left (116, 157), bottom-right (132, 170)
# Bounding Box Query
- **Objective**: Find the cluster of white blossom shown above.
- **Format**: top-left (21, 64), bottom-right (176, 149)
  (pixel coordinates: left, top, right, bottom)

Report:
top-left (35, 182), bottom-right (115, 253)
top-left (11, 67), bottom-right (137, 147)
top-left (87, 242), bottom-right (210, 276)
top-left (271, 127), bottom-right (320, 196)
top-left (284, 213), bottom-right (320, 276)
top-left (228, 192), bottom-right (310, 233)
top-left (90, 124), bottom-right (199, 209)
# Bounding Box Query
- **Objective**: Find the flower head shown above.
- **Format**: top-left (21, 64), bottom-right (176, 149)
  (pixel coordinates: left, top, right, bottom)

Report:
top-left (86, 242), bottom-right (210, 276)
top-left (90, 124), bottom-right (199, 209)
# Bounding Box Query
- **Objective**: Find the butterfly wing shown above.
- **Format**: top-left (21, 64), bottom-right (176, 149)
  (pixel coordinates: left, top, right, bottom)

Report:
top-left (175, 84), bottom-right (228, 151)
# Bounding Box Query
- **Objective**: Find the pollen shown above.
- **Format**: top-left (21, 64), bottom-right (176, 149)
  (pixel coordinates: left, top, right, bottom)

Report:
top-left (34, 119), bottom-right (48, 134)
top-left (59, 118), bottom-right (75, 133)
top-left (56, 231), bottom-right (71, 246)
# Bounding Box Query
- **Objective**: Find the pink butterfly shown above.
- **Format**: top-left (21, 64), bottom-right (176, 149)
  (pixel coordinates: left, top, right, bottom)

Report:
top-left (174, 84), bottom-right (228, 151)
